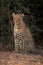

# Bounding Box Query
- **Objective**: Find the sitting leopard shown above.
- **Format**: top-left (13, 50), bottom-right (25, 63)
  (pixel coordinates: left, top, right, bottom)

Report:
top-left (12, 13), bottom-right (35, 54)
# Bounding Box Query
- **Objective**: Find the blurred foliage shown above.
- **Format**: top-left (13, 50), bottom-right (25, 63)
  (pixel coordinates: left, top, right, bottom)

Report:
top-left (0, 0), bottom-right (43, 50)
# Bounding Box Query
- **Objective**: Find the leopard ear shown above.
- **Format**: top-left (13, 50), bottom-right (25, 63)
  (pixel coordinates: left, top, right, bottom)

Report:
top-left (12, 13), bottom-right (15, 17)
top-left (22, 14), bottom-right (24, 17)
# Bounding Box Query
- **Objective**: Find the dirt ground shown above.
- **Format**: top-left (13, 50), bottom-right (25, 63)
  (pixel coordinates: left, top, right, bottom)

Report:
top-left (0, 51), bottom-right (43, 65)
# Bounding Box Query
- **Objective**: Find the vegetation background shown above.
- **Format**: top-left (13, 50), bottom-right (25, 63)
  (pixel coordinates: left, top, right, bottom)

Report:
top-left (0, 0), bottom-right (43, 50)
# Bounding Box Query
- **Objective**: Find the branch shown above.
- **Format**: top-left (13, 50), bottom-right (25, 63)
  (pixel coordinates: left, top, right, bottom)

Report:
top-left (31, 25), bottom-right (43, 32)
top-left (15, 2), bottom-right (30, 14)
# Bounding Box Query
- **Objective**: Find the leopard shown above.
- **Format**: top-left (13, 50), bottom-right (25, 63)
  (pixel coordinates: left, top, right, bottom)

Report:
top-left (12, 13), bottom-right (35, 54)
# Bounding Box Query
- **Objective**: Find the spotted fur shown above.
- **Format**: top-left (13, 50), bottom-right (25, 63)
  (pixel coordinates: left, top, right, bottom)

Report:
top-left (12, 13), bottom-right (35, 54)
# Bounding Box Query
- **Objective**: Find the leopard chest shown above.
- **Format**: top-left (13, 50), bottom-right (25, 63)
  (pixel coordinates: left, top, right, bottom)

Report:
top-left (14, 28), bottom-right (25, 42)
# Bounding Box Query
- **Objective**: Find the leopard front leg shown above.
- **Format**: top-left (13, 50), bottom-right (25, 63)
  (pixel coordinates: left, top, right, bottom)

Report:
top-left (14, 32), bottom-right (19, 53)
